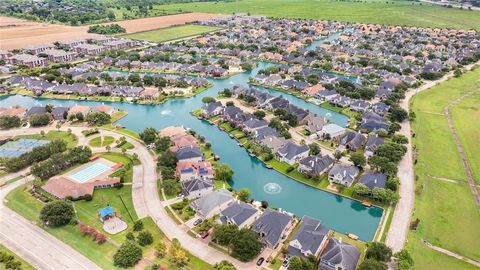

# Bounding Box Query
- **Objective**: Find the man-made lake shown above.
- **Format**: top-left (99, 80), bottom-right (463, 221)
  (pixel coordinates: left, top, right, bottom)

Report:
top-left (0, 33), bottom-right (383, 241)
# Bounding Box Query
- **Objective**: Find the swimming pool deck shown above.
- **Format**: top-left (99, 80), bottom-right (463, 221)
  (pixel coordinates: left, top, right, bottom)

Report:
top-left (65, 158), bottom-right (119, 184)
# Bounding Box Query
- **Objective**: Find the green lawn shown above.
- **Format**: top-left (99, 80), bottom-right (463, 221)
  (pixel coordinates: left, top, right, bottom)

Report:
top-left (408, 67), bottom-right (480, 268)
top-left (89, 136), bottom-right (115, 147)
top-left (15, 130), bottom-right (78, 148)
top-left (0, 243), bottom-right (36, 270)
top-left (122, 24), bottom-right (222, 42)
top-left (102, 152), bottom-right (137, 183)
top-left (157, 0), bottom-right (480, 30)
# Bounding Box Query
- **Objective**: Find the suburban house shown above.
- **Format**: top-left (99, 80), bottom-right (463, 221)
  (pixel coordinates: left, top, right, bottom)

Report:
top-left (0, 107), bottom-right (27, 118)
top-left (360, 112), bottom-right (389, 133)
top-left (349, 100), bottom-right (370, 112)
top-left (42, 176), bottom-right (120, 199)
top-left (94, 104), bottom-right (115, 115)
top-left (201, 101), bottom-right (224, 117)
top-left (68, 105), bottom-right (91, 117)
top-left (277, 142), bottom-right (310, 165)
top-left (25, 106), bottom-right (47, 117)
top-left (339, 132), bottom-right (366, 152)
top-left (159, 126), bottom-right (187, 140)
top-left (328, 164), bottom-right (360, 187)
top-left (181, 178), bottom-right (215, 199)
top-left (306, 116), bottom-right (327, 134)
top-left (175, 146), bottom-right (203, 162)
top-left (298, 155), bottom-right (334, 177)
top-left (25, 44), bottom-right (54, 54)
top-left (170, 134), bottom-right (198, 153)
top-left (51, 107), bottom-right (69, 121)
top-left (252, 208), bottom-right (293, 249)
top-left (319, 124), bottom-right (346, 140)
top-left (176, 161), bottom-right (214, 181)
top-left (318, 238), bottom-right (360, 270)
top-left (260, 135), bottom-right (287, 153)
top-left (359, 172), bottom-right (387, 191)
top-left (242, 118), bottom-right (268, 133)
top-left (288, 216), bottom-right (330, 258)
top-left (9, 54), bottom-right (47, 67)
top-left (42, 49), bottom-right (76, 62)
top-left (218, 200), bottom-right (259, 228)
top-left (190, 189), bottom-right (234, 219)
top-left (253, 126), bottom-right (279, 142)
top-left (73, 44), bottom-right (106, 55)
top-left (365, 135), bottom-right (385, 157)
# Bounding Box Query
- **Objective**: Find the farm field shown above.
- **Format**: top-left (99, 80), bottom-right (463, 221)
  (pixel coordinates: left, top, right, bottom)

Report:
top-left (0, 13), bottom-right (222, 50)
top-left (408, 67), bottom-right (480, 269)
top-left (122, 24), bottom-right (222, 42)
top-left (157, 0), bottom-right (480, 30)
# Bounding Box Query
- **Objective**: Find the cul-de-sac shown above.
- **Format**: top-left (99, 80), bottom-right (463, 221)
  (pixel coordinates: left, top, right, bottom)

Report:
top-left (0, 1), bottom-right (479, 270)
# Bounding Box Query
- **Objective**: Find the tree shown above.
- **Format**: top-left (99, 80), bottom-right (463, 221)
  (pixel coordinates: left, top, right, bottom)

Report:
top-left (155, 136), bottom-right (171, 152)
top-left (394, 249), bottom-right (414, 270)
top-left (349, 152), bottom-right (366, 167)
top-left (0, 115), bottom-right (21, 129)
top-left (353, 183), bottom-right (370, 196)
top-left (155, 242), bottom-right (167, 258)
top-left (202, 96), bottom-right (216, 104)
top-left (113, 240), bottom-right (142, 268)
top-left (287, 256), bottom-right (316, 270)
top-left (359, 258), bottom-right (387, 270)
top-left (237, 188), bottom-right (251, 202)
top-left (86, 111), bottom-right (111, 126)
top-left (212, 224), bottom-right (239, 246)
top-left (40, 201), bottom-right (74, 227)
top-left (309, 143), bottom-right (320, 155)
top-left (334, 150), bottom-right (343, 161)
top-left (140, 127), bottom-right (158, 144)
top-left (375, 143), bottom-right (406, 163)
top-left (366, 242), bottom-right (392, 262)
top-left (253, 110), bottom-right (266, 119)
top-left (29, 113), bottom-right (50, 127)
top-left (261, 200), bottom-right (269, 208)
top-left (169, 239), bottom-right (189, 266)
top-left (230, 228), bottom-right (262, 262)
top-left (213, 260), bottom-right (236, 270)
top-left (368, 156), bottom-right (397, 176)
top-left (133, 220), bottom-right (144, 231)
top-left (389, 107), bottom-right (408, 122)
top-left (214, 163), bottom-right (234, 182)
top-left (158, 150), bottom-right (177, 169)
top-left (137, 231), bottom-right (153, 246)
top-left (391, 134), bottom-right (408, 144)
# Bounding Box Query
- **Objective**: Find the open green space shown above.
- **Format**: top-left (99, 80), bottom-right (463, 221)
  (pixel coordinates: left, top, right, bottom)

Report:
top-left (408, 67), bottom-right (480, 269)
top-left (15, 130), bottom-right (78, 148)
top-left (0, 243), bottom-right (36, 270)
top-left (449, 90), bottom-right (480, 183)
top-left (157, 0), bottom-right (480, 30)
top-left (101, 152), bottom-right (138, 183)
top-left (121, 24), bottom-right (222, 42)
top-left (89, 136), bottom-right (115, 147)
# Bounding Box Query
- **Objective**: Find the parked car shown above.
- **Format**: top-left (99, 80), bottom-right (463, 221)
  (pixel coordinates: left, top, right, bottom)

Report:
top-left (193, 218), bottom-right (203, 226)
top-left (282, 256), bottom-right (290, 267)
top-left (201, 231), bottom-right (209, 239)
top-left (256, 257), bottom-right (265, 266)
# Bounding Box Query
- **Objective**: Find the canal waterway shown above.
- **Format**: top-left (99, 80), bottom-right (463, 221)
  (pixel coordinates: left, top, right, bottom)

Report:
top-left (0, 34), bottom-right (383, 241)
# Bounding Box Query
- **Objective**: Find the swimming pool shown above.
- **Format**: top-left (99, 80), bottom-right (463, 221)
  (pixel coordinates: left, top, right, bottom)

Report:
top-left (68, 161), bottom-right (112, 183)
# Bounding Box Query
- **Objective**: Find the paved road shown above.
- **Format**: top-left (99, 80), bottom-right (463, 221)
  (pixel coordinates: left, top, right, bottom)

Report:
top-left (385, 61), bottom-right (480, 252)
top-left (0, 176), bottom-right (102, 270)
top-left (419, 0), bottom-right (480, 10)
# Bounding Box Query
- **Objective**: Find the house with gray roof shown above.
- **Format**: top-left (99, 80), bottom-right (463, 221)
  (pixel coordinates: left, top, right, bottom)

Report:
top-left (319, 124), bottom-right (346, 140)
top-left (277, 142), bottom-right (310, 165)
top-left (242, 118), bottom-right (268, 133)
top-left (306, 116), bottom-right (327, 134)
top-left (252, 208), bottom-right (293, 249)
top-left (253, 126), bottom-right (279, 142)
top-left (260, 135), bottom-right (287, 153)
top-left (339, 132), bottom-right (366, 152)
top-left (181, 177), bottom-right (214, 199)
top-left (176, 146), bottom-right (203, 162)
top-left (328, 164), bottom-right (359, 187)
top-left (190, 189), bottom-right (234, 219)
top-left (298, 155), bottom-right (334, 177)
top-left (25, 106), bottom-right (47, 117)
top-left (359, 172), bottom-right (387, 190)
top-left (218, 200), bottom-right (259, 228)
top-left (318, 238), bottom-right (360, 270)
top-left (288, 216), bottom-right (330, 258)
top-left (201, 101), bottom-right (224, 118)
top-left (51, 107), bottom-right (69, 121)
top-left (365, 135), bottom-right (385, 157)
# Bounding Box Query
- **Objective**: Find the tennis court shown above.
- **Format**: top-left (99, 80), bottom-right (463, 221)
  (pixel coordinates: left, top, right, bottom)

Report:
top-left (0, 139), bottom-right (49, 158)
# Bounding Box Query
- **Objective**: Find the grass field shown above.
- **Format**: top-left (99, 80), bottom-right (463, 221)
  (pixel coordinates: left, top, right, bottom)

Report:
top-left (89, 136), bottom-right (115, 147)
top-left (157, 0), bottom-right (480, 30)
top-left (122, 24), bottom-right (222, 42)
top-left (408, 67), bottom-right (480, 269)
top-left (0, 243), bottom-right (36, 270)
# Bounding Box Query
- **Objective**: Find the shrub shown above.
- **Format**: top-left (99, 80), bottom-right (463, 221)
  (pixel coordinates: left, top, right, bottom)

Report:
top-left (137, 231), bottom-right (153, 246)
top-left (113, 241), bottom-right (142, 268)
top-left (133, 220), bottom-right (144, 231)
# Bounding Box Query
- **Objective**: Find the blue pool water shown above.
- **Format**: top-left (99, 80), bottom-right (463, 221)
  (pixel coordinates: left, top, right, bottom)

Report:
top-left (68, 161), bottom-right (112, 183)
